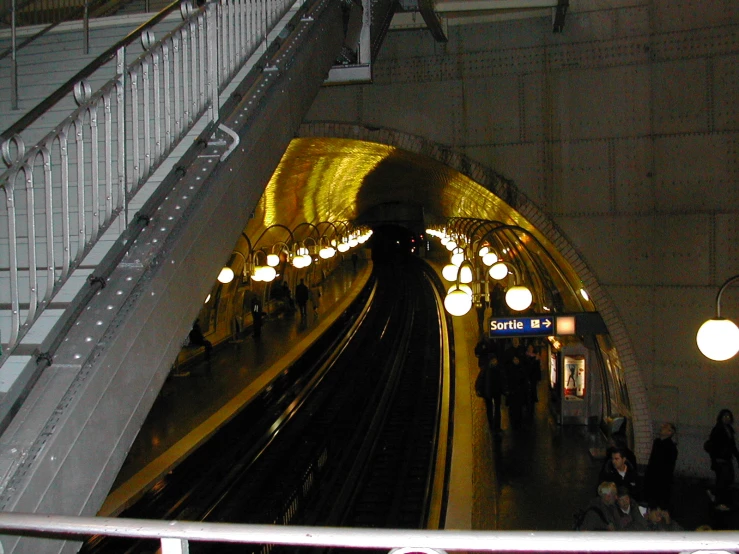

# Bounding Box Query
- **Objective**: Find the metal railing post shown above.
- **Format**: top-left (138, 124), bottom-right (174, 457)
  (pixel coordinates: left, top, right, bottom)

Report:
top-left (161, 537), bottom-right (190, 554)
top-left (11, 0), bottom-right (18, 109)
top-left (83, 0), bottom-right (89, 54)
top-left (207, 0), bottom-right (219, 122)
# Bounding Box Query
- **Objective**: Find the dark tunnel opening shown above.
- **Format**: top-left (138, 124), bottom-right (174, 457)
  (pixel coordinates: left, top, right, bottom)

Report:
top-left (369, 224), bottom-right (422, 263)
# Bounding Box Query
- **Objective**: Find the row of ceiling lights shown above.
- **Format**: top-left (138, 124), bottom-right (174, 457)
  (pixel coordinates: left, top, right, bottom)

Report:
top-left (427, 227), bottom-right (536, 317)
top-left (216, 226), bottom-right (373, 285)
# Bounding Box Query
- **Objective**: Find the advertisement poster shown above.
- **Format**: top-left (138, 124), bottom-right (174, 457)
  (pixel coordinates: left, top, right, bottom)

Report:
top-left (563, 355), bottom-right (586, 399)
top-left (549, 351), bottom-right (557, 389)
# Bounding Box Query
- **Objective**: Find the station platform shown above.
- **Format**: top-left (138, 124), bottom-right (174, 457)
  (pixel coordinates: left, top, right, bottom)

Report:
top-left (99, 253), bottom-right (733, 533)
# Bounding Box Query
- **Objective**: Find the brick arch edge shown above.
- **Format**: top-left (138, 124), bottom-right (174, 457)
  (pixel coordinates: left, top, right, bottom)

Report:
top-left (298, 122), bottom-right (652, 461)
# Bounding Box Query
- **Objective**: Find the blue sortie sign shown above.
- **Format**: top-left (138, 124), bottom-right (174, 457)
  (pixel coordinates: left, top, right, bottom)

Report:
top-left (488, 316), bottom-right (554, 338)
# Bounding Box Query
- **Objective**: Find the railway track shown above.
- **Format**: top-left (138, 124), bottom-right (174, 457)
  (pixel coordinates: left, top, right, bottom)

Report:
top-left (83, 257), bottom-right (453, 554)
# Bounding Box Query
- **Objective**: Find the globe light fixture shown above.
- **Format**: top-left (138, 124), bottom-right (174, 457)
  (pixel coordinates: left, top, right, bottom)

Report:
top-left (482, 251), bottom-right (498, 267)
top-left (459, 264), bottom-right (473, 284)
top-left (217, 266), bottom-right (235, 284)
top-left (448, 283), bottom-right (473, 296)
top-left (444, 287), bottom-right (473, 316)
top-left (319, 246), bottom-right (335, 259)
top-left (489, 262), bottom-right (509, 280)
top-left (260, 265), bottom-right (277, 282)
top-left (451, 247), bottom-right (465, 266)
top-left (506, 285), bottom-right (533, 311)
top-left (697, 274), bottom-right (739, 361)
top-left (697, 319), bottom-right (739, 361)
top-left (266, 253), bottom-right (280, 267)
top-left (442, 263), bottom-right (459, 282)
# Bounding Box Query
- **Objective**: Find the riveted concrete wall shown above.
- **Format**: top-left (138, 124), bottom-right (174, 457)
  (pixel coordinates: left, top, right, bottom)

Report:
top-left (303, 2), bottom-right (739, 477)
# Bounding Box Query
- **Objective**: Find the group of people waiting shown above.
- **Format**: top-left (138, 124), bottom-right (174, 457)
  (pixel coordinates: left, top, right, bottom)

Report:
top-left (578, 482), bottom-right (682, 531)
top-left (580, 407), bottom-right (739, 530)
top-left (474, 337), bottom-right (542, 434)
top-left (578, 424), bottom-right (682, 531)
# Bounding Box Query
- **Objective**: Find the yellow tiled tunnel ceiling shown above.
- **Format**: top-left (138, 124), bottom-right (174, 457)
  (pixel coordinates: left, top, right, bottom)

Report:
top-left (243, 137), bottom-right (588, 314)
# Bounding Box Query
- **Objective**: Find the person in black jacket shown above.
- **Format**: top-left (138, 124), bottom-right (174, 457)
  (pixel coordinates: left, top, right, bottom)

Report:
top-left (476, 354), bottom-right (506, 436)
top-left (644, 422), bottom-right (678, 510)
top-left (707, 408), bottom-right (739, 511)
top-left (295, 279), bottom-right (309, 319)
top-left (599, 447), bottom-right (641, 501)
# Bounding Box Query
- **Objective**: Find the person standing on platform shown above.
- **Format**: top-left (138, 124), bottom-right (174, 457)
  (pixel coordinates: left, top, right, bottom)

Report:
top-left (523, 343), bottom-right (542, 416)
top-left (281, 281), bottom-right (294, 311)
top-left (504, 354), bottom-right (528, 429)
top-left (251, 296), bottom-right (266, 339)
top-left (295, 279), bottom-right (309, 319)
top-left (310, 284), bottom-right (321, 318)
top-left (475, 351), bottom-right (506, 437)
top-left (706, 408), bottom-right (739, 511)
top-left (188, 319), bottom-right (212, 360)
top-left (644, 422), bottom-right (678, 510)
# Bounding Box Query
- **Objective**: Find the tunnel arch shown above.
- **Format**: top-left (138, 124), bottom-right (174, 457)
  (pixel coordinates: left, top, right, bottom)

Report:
top-left (296, 122), bottom-right (652, 459)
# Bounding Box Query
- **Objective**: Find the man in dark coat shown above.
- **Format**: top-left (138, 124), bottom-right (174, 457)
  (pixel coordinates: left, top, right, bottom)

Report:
top-left (295, 278), bottom-right (309, 318)
top-left (476, 354), bottom-right (506, 436)
top-left (707, 408), bottom-right (739, 511)
top-left (644, 422), bottom-right (678, 510)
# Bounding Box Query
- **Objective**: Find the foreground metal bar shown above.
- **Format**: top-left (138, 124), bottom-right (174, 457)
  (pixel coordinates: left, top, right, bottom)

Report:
top-left (0, 513), bottom-right (736, 552)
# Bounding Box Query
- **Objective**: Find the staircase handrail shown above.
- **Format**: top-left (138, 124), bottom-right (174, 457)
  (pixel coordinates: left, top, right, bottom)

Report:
top-left (0, 0), bottom-right (141, 63)
top-left (0, 0), bottom-right (295, 356)
top-left (0, 0), bottom-right (183, 141)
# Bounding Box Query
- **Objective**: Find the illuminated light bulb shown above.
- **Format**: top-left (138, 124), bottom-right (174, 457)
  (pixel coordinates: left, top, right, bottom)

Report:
top-left (338, 242), bottom-right (350, 253)
top-left (217, 267), bottom-right (235, 284)
top-left (478, 245), bottom-right (489, 257)
top-left (448, 284), bottom-right (472, 296)
top-left (204, 294), bottom-right (211, 303)
top-left (261, 266), bottom-right (277, 282)
top-left (697, 318), bottom-right (739, 361)
top-left (506, 285), bottom-right (533, 311)
top-left (451, 251), bottom-right (465, 266)
top-left (490, 262), bottom-right (509, 280)
top-left (444, 288), bottom-right (473, 316)
top-left (445, 241), bottom-right (456, 251)
top-left (580, 288), bottom-right (590, 301)
top-left (482, 252), bottom-right (498, 267)
top-left (442, 263), bottom-right (459, 282)
top-left (459, 265), bottom-right (473, 284)
top-left (266, 253), bottom-right (280, 267)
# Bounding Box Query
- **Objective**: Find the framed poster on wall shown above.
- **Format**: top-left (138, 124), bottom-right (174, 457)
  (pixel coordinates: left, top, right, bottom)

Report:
top-left (563, 355), bottom-right (586, 400)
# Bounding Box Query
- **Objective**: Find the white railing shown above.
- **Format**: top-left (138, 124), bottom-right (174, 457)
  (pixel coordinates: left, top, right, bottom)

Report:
top-left (0, 513), bottom-right (737, 554)
top-left (0, 0), bottom-right (294, 355)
